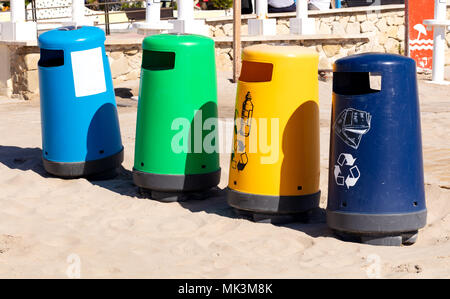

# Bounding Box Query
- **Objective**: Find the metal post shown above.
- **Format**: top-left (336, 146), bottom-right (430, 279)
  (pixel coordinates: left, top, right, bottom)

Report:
top-left (72, 0), bottom-right (85, 25)
top-left (289, 0), bottom-right (315, 35)
top-left (233, 0), bottom-right (242, 83)
top-left (248, 0), bottom-right (276, 35)
top-left (297, 0), bottom-right (308, 19)
top-left (169, 0), bottom-right (206, 35)
top-left (178, 0), bottom-right (194, 20)
top-left (430, 0), bottom-right (446, 83)
top-left (146, 0), bottom-right (161, 23)
top-left (424, 0), bottom-right (450, 84)
top-left (134, 0), bottom-right (172, 35)
top-left (405, 0), bottom-right (409, 56)
top-left (104, 2), bottom-right (110, 35)
top-left (32, 0), bottom-right (37, 23)
top-left (1, 0), bottom-right (37, 41)
top-left (255, 0), bottom-right (268, 19)
top-left (10, 0), bottom-right (26, 23)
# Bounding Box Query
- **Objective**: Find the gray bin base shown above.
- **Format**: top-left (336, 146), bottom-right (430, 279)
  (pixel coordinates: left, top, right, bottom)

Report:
top-left (43, 149), bottom-right (123, 179)
top-left (133, 168), bottom-right (221, 193)
top-left (327, 209), bottom-right (427, 246)
top-left (138, 187), bottom-right (223, 203)
top-left (228, 188), bottom-right (320, 224)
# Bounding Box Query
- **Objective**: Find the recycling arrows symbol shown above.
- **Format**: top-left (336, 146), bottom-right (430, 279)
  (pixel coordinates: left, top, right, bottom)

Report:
top-left (334, 153), bottom-right (360, 189)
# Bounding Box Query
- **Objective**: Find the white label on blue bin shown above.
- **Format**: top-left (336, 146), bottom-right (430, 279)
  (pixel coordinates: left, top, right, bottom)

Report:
top-left (71, 47), bottom-right (107, 98)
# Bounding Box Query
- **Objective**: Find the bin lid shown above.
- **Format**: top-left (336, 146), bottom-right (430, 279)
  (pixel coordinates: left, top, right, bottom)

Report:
top-left (38, 26), bottom-right (106, 50)
top-left (242, 44), bottom-right (318, 63)
top-left (334, 53), bottom-right (415, 73)
top-left (142, 34), bottom-right (214, 52)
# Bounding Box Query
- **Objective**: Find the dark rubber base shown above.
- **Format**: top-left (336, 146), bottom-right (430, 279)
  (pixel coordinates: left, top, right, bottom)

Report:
top-left (327, 209), bottom-right (427, 233)
top-left (227, 188), bottom-right (321, 223)
top-left (233, 208), bottom-right (313, 224)
top-left (133, 168), bottom-right (221, 192)
top-left (327, 209), bottom-right (427, 246)
top-left (87, 167), bottom-right (120, 181)
top-left (138, 187), bottom-right (222, 203)
top-left (43, 149), bottom-right (124, 179)
top-left (333, 230), bottom-right (419, 246)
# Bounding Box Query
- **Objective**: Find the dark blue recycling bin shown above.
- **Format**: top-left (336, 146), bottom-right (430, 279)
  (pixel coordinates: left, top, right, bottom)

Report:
top-left (38, 26), bottom-right (123, 178)
top-left (327, 53), bottom-right (427, 246)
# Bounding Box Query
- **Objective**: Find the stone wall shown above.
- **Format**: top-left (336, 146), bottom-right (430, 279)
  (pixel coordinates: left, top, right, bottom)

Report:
top-left (209, 6), bottom-right (450, 71)
top-left (214, 37), bottom-right (373, 72)
top-left (8, 45), bottom-right (40, 100)
top-left (3, 5), bottom-right (450, 100)
top-left (107, 46), bottom-right (142, 86)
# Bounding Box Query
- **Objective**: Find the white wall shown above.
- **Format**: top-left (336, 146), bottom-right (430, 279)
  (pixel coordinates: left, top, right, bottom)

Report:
top-left (29, 0), bottom-right (98, 19)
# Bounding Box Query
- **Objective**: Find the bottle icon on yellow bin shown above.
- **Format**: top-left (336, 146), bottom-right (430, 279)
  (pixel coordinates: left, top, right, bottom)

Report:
top-left (239, 92), bottom-right (254, 137)
top-left (231, 92), bottom-right (254, 172)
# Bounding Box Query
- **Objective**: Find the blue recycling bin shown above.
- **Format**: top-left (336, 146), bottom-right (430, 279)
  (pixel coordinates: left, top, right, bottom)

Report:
top-left (38, 26), bottom-right (123, 178)
top-left (327, 53), bottom-right (427, 246)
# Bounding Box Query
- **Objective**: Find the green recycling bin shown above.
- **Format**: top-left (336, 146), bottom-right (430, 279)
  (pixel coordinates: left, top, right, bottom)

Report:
top-left (133, 34), bottom-right (220, 199)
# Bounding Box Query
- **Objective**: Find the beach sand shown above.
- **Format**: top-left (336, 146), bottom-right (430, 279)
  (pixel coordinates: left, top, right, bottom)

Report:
top-left (0, 72), bottom-right (449, 278)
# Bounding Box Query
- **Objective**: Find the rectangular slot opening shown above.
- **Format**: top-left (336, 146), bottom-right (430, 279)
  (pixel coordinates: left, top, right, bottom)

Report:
top-left (239, 61), bottom-right (273, 83)
top-left (38, 49), bottom-right (64, 67)
top-left (333, 72), bottom-right (382, 95)
top-left (142, 50), bottom-right (175, 71)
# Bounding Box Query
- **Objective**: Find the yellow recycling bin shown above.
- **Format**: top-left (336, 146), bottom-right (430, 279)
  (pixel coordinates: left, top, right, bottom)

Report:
top-left (227, 44), bottom-right (320, 222)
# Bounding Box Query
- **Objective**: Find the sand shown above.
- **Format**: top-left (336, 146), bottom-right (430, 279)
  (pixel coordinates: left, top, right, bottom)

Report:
top-left (0, 71), bottom-right (449, 278)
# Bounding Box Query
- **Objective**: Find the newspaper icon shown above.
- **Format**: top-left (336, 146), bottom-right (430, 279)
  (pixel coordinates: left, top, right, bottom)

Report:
top-left (334, 108), bottom-right (371, 149)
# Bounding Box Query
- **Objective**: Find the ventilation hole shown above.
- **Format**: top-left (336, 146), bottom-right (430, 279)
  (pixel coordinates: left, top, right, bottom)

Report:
top-left (201, 165), bottom-right (206, 169)
top-left (239, 61), bottom-right (273, 82)
top-left (142, 50), bottom-right (175, 71)
top-left (45, 152), bottom-right (48, 155)
top-left (333, 72), bottom-right (382, 95)
top-left (99, 150), bottom-right (104, 154)
top-left (342, 202), bottom-right (347, 208)
top-left (233, 181), bottom-right (237, 185)
top-left (413, 202), bottom-right (418, 207)
top-left (38, 49), bottom-right (64, 67)
top-left (141, 162), bottom-right (144, 167)
top-left (297, 186), bottom-right (302, 191)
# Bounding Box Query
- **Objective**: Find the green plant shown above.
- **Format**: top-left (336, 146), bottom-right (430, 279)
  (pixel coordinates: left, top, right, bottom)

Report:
top-left (0, 0), bottom-right (31, 10)
top-left (210, 0), bottom-right (233, 10)
top-left (121, 0), bottom-right (144, 10)
top-left (85, 0), bottom-right (101, 11)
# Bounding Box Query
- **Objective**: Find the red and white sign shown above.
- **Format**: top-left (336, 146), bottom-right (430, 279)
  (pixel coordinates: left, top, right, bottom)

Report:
top-left (407, 0), bottom-right (435, 71)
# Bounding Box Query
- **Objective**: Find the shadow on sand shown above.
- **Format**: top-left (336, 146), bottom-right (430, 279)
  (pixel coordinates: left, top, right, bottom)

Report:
top-left (177, 188), bottom-right (238, 219)
top-left (0, 145), bottom-right (139, 198)
top-left (280, 207), bottom-right (333, 238)
top-left (0, 146), bottom-right (331, 238)
top-left (178, 190), bottom-right (331, 238)
top-left (0, 145), bottom-right (49, 177)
